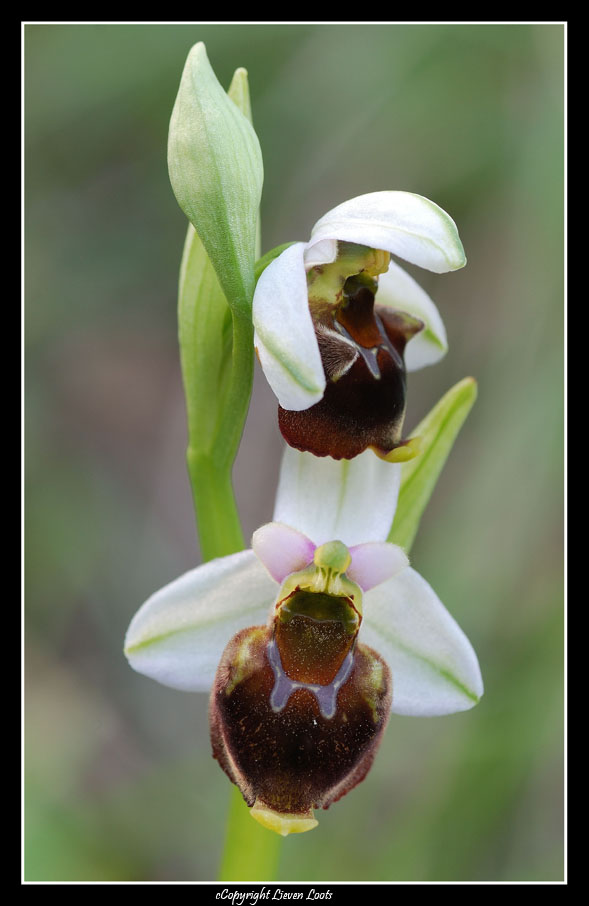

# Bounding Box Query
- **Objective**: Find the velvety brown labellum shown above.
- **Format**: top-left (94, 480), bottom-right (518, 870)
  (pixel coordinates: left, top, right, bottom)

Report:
top-left (209, 619), bottom-right (391, 823)
top-left (279, 283), bottom-right (423, 460)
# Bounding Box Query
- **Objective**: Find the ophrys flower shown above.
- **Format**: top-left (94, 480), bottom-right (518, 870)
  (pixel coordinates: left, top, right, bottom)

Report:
top-left (124, 448), bottom-right (482, 835)
top-left (253, 191), bottom-right (465, 461)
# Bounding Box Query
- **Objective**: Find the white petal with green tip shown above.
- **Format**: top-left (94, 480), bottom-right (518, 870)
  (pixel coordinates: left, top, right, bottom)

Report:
top-left (310, 191), bottom-right (466, 274)
top-left (361, 567), bottom-right (483, 716)
top-left (273, 445), bottom-right (402, 547)
top-left (124, 550), bottom-right (277, 692)
top-left (253, 242), bottom-right (326, 410)
top-left (376, 259), bottom-right (448, 371)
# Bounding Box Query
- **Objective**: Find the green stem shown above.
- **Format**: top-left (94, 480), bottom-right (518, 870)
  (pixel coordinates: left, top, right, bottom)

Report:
top-left (219, 788), bottom-right (283, 882)
top-left (186, 448), bottom-right (244, 559)
top-left (184, 308), bottom-right (254, 557)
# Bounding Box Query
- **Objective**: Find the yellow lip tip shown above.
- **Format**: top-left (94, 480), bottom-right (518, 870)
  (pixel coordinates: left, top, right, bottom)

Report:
top-left (374, 436), bottom-right (423, 463)
top-left (250, 801), bottom-right (319, 836)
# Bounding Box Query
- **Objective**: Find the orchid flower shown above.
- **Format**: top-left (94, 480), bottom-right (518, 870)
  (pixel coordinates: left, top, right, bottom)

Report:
top-left (253, 191), bottom-right (465, 461)
top-left (124, 446), bottom-right (482, 836)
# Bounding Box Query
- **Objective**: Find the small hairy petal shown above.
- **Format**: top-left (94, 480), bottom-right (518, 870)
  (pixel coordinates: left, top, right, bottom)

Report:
top-left (347, 542), bottom-right (409, 591)
top-left (252, 522), bottom-right (316, 583)
top-left (314, 323), bottom-right (359, 381)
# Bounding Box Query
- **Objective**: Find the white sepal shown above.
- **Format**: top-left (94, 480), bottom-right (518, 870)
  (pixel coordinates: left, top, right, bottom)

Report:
top-left (376, 259), bottom-right (448, 370)
top-left (311, 191), bottom-right (466, 274)
top-left (253, 242), bottom-right (325, 410)
top-left (124, 550), bottom-right (276, 692)
top-left (361, 567), bottom-right (483, 716)
top-left (273, 445), bottom-right (401, 547)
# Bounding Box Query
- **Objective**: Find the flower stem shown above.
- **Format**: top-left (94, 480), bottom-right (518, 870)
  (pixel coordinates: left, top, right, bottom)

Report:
top-left (183, 308), bottom-right (255, 558)
top-left (179, 218), bottom-right (254, 557)
top-left (219, 788), bottom-right (283, 882)
top-left (186, 447), bottom-right (244, 559)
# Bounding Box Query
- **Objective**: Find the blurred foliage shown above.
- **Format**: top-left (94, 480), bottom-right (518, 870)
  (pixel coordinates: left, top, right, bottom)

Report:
top-left (25, 23), bottom-right (564, 881)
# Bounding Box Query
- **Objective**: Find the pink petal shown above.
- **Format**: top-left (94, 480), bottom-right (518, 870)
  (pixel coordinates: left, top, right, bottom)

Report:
top-left (348, 542), bottom-right (408, 591)
top-left (252, 522), bottom-right (316, 584)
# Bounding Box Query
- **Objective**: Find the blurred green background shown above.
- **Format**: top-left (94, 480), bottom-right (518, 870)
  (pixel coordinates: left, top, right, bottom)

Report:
top-left (24, 23), bottom-right (564, 882)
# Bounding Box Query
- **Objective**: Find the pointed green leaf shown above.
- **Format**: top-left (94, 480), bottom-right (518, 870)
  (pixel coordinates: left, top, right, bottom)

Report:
top-left (168, 43), bottom-right (263, 314)
top-left (227, 66), bottom-right (253, 128)
top-left (388, 377), bottom-right (478, 552)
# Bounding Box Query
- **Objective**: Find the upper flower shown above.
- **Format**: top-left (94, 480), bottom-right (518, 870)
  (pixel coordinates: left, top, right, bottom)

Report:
top-left (253, 191), bottom-right (465, 461)
top-left (124, 447), bottom-right (482, 834)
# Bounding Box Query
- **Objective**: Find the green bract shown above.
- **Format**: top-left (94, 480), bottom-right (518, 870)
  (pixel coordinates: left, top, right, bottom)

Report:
top-left (176, 62), bottom-right (260, 560)
top-left (389, 377), bottom-right (478, 552)
top-left (168, 43), bottom-right (264, 314)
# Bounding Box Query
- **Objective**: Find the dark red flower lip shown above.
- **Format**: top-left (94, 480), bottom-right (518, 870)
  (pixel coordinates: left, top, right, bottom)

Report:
top-left (209, 622), bottom-right (392, 835)
top-left (279, 281), bottom-right (424, 461)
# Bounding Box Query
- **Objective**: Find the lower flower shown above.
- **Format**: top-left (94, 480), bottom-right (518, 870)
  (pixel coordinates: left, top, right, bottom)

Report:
top-left (211, 630), bottom-right (391, 834)
top-left (125, 491), bottom-right (483, 834)
top-left (209, 540), bottom-right (392, 834)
